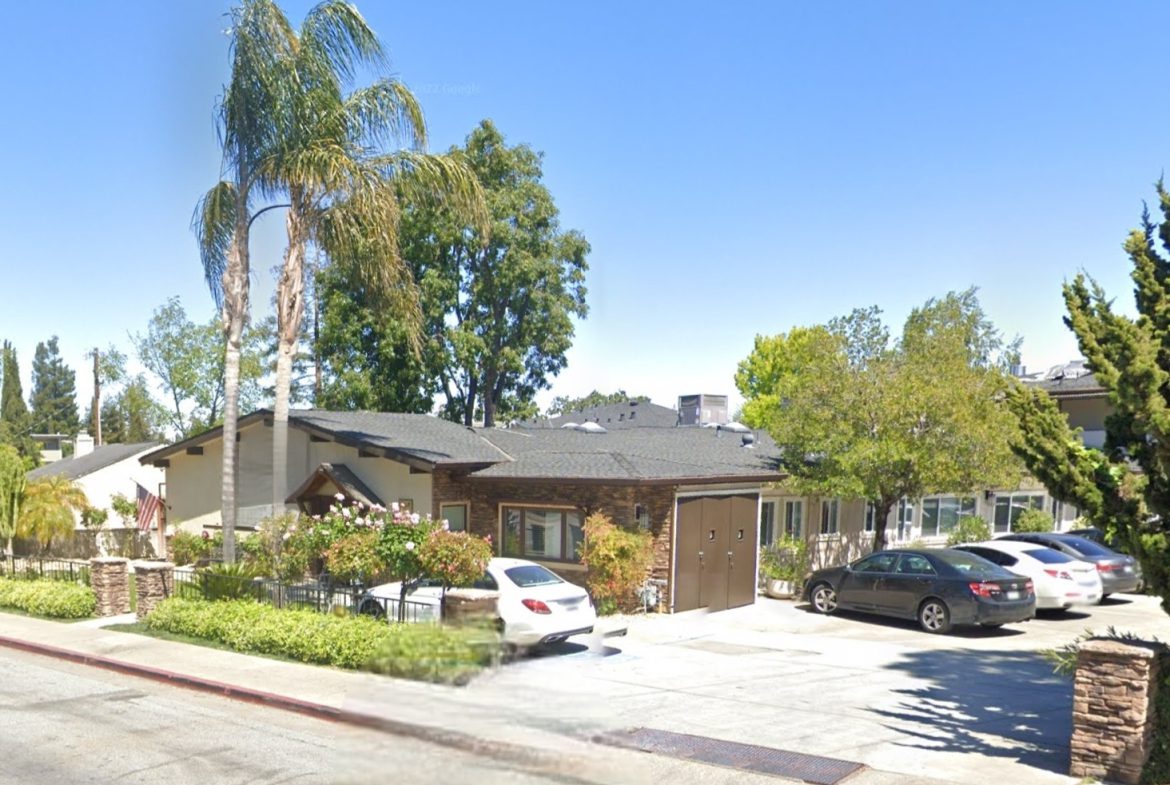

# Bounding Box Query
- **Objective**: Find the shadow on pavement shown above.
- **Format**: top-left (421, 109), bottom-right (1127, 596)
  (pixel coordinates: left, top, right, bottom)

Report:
top-left (872, 647), bottom-right (1071, 774)
top-left (808, 608), bottom-right (1028, 639)
top-left (1099, 596), bottom-right (1134, 606)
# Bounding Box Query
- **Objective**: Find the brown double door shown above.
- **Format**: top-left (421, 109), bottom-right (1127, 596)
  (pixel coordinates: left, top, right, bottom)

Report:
top-left (674, 494), bottom-right (759, 612)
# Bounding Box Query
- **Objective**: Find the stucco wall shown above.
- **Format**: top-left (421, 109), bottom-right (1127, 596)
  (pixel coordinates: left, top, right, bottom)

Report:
top-left (162, 421), bottom-right (433, 533)
top-left (75, 453), bottom-right (165, 530)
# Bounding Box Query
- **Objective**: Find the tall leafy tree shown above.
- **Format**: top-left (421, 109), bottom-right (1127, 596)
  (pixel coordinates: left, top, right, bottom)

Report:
top-left (0, 444), bottom-right (24, 555)
top-left (401, 120), bottom-right (589, 426)
top-left (195, 0), bottom-right (298, 562)
top-left (1007, 181), bottom-right (1170, 617)
top-left (738, 289), bottom-right (1022, 551)
top-left (88, 376), bottom-right (168, 444)
top-left (316, 263), bottom-right (434, 412)
top-left (0, 342), bottom-right (39, 468)
top-left (134, 297), bottom-right (264, 437)
top-left (29, 337), bottom-right (80, 435)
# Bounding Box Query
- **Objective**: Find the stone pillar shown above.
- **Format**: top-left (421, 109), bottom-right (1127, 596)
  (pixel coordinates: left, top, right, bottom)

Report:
top-left (443, 589), bottom-right (499, 625)
top-left (89, 557), bottom-right (131, 617)
top-left (133, 561), bottom-right (175, 620)
top-left (1070, 638), bottom-right (1167, 784)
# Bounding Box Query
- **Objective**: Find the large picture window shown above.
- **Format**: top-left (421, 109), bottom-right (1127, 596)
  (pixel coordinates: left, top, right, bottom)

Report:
top-left (501, 506), bottom-right (583, 562)
top-left (920, 496), bottom-right (976, 538)
top-left (993, 493), bottom-right (1045, 534)
top-left (439, 502), bottom-right (468, 532)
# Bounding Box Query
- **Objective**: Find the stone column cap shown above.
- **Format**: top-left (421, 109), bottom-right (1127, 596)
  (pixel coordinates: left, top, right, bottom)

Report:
top-left (90, 557), bottom-right (130, 565)
top-left (1080, 637), bottom-right (1168, 660)
top-left (132, 560), bottom-right (176, 571)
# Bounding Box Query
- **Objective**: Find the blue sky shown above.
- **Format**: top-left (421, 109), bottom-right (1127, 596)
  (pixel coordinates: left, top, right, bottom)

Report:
top-left (1, 1), bottom-right (1166, 418)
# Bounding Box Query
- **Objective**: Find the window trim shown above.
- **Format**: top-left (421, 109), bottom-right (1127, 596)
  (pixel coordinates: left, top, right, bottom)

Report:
top-left (498, 503), bottom-right (585, 563)
top-left (784, 499), bottom-right (804, 539)
top-left (820, 499), bottom-right (839, 536)
top-left (439, 500), bottom-right (470, 532)
top-left (919, 495), bottom-right (977, 539)
top-left (760, 500), bottom-right (777, 547)
top-left (993, 492), bottom-right (1047, 534)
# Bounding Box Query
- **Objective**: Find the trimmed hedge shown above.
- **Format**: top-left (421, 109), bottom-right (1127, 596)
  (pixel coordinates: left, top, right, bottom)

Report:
top-left (0, 578), bottom-right (96, 619)
top-left (143, 598), bottom-right (498, 681)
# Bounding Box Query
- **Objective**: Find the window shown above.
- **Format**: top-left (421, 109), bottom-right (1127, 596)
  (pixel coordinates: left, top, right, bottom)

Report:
top-left (501, 506), bottom-right (583, 562)
top-left (820, 499), bottom-right (838, 535)
top-left (920, 497), bottom-right (976, 538)
top-left (759, 501), bottom-right (777, 546)
top-left (993, 493), bottom-right (1045, 533)
top-left (896, 554), bottom-right (936, 575)
top-left (854, 553), bottom-right (897, 573)
top-left (439, 502), bottom-right (468, 532)
top-left (635, 503), bottom-right (651, 531)
top-left (784, 500), bottom-right (803, 538)
top-left (864, 503), bottom-right (876, 533)
top-left (895, 499), bottom-right (915, 541)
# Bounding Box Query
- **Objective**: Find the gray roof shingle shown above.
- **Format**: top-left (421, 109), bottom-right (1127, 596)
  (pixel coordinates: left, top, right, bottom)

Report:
top-left (518, 400), bottom-right (680, 430)
top-left (29, 442), bottom-right (160, 481)
top-left (1031, 373), bottom-right (1105, 397)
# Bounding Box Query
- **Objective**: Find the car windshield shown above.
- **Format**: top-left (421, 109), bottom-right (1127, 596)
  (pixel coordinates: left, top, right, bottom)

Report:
top-left (933, 550), bottom-right (1010, 579)
top-left (503, 564), bottom-right (564, 588)
top-left (1058, 536), bottom-right (1114, 558)
top-left (1023, 547), bottom-right (1075, 564)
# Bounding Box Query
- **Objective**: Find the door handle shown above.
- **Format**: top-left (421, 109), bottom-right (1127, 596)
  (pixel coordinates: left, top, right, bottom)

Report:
top-left (727, 551), bottom-right (734, 569)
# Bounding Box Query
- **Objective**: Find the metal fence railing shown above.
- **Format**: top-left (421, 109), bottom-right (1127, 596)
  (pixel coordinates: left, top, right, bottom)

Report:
top-left (169, 568), bottom-right (435, 623)
top-left (0, 555), bottom-right (91, 585)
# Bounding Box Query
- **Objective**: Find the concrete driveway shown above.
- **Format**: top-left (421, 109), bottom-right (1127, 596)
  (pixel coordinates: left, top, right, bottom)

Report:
top-left (462, 592), bottom-right (1170, 785)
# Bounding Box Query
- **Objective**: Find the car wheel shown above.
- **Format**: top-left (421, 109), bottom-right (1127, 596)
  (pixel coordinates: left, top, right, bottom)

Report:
top-left (810, 583), bottom-right (838, 615)
top-left (1098, 594), bottom-right (1110, 605)
top-left (918, 599), bottom-right (951, 634)
top-left (358, 600), bottom-right (386, 620)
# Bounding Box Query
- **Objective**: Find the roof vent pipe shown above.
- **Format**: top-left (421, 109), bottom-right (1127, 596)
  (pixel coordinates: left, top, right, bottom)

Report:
top-left (742, 433), bottom-right (756, 448)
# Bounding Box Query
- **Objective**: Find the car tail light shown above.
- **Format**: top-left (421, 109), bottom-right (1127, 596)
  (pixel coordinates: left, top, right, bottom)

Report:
top-left (1043, 569), bottom-right (1073, 581)
top-left (1097, 563), bottom-right (1117, 573)
top-left (968, 582), bottom-right (996, 598)
top-left (1024, 580), bottom-right (1034, 595)
top-left (521, 599), bottom-right (552, 614)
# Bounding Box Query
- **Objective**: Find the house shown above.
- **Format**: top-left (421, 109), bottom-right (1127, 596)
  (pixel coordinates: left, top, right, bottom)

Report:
top-left (28, 437), bottom-right (163, 528)
top-left (31, 432), bottom-right (74, 463)
top-left (139, 408), bottom-right (784, 613)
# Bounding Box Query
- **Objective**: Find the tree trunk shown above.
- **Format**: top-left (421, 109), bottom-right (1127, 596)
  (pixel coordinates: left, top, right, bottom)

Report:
top-left (482, 370), bottom-right (497, 428)
top-left (219, 193), bottom-right (251, 565)
top-left (463, 376), bottom-right (478, 427)
top-left (272, 200), bottom-right (307, 515)
top-left (871, 500), bottom-right (894, 553)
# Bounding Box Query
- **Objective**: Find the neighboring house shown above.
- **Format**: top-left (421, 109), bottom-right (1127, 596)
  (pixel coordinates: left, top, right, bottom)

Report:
top-left (140, 408), bottom-right (783, 614)
top-left (758, 361), bottom-right (1100, 568)
top-left (27, 437), bottom-right (164, 529)
top-left (31, 433), bottom-right (73, 464)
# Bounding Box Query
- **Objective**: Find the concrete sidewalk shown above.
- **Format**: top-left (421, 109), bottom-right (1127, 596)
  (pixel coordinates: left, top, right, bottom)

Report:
top-left (0, 599), bottom-right (1122, 785)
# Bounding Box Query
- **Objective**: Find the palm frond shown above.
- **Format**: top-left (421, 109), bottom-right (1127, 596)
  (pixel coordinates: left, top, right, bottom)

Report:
top-left (192, 181), bottom-right (239, 309)
top-left (300, 0), bottom-right (385, 85)
top-left (345, 79), bottom-right (427, 152)
top-left (375, 150), bottom-right (489, 236)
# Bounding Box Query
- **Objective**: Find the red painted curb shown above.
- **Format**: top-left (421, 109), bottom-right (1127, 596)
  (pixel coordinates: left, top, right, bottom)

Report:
top-left (0, 633), bottom-right (566, 769)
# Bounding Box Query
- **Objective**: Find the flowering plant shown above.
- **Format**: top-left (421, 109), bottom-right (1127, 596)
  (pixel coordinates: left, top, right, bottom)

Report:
top-left (418, 530), bottom-right (493, 596)
top-left (324, 530), bottom-right (385, 583)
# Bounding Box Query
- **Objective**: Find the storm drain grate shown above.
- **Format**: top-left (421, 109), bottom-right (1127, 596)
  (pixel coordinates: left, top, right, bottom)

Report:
top-left (594, 727), bottom-right (865, 784)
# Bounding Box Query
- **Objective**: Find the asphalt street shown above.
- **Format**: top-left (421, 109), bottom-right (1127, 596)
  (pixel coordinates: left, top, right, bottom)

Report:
top-left (0, 647), bottom-right (587, 785)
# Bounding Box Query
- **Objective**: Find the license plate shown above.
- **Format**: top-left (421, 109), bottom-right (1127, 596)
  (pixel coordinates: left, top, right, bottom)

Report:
top-left (1123, 566), bottom-right (1133, 573)
top-left (1006, 591), bottom-right (1020, 600)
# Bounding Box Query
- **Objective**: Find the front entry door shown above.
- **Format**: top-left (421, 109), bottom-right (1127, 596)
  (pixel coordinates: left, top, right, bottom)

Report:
top-left (673, 494), bottom-right (760, 613)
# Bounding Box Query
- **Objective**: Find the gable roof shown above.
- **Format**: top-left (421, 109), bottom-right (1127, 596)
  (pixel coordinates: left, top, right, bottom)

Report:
top-left (139, 409), bottom-right (509, 471)
top-left (286, 463), bottom-right (383, 506)
top-left (1031, 372), bottom-right (1105, 398)
top-left (29, 442), bottom-right (160, 482)
top-left (471, 426), bottom-right (782, 484)
top-left (518, 400), bottom-right (680, 430)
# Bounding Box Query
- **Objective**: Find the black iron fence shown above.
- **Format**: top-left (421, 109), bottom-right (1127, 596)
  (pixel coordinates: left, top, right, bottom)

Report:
top-left (0, 555), bottom-right (90, 585)
top-left (169, 569), bottom-right (436, 623)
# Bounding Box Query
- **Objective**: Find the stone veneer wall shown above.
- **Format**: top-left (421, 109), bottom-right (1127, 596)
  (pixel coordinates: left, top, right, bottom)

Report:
top-left (1070, 638), bottom-right (1167, 784)
top-left (89, 558), bottom-right (131, 616)
top-left (432, 471), bottom-right (675, 605)
top-left (133, 562), bottom-right (175, 620)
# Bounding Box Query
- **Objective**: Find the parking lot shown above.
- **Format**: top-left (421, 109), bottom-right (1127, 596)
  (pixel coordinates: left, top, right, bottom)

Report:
top-left (464, 592), bottom-right (1170, 785)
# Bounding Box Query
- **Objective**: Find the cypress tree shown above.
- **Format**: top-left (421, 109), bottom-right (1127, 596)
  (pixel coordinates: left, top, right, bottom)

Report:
top-left (0, 342), bottom-right (40, 468)
top-left (29, 336), bottom-right (80, 435)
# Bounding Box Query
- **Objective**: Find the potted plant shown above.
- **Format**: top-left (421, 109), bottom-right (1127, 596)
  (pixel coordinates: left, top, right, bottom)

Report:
top-left (759, 537), bottom-right (808, 599)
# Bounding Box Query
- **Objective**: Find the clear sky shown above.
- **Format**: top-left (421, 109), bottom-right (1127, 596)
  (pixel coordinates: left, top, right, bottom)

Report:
top-left (1, 1), bottom-right (1167, 420)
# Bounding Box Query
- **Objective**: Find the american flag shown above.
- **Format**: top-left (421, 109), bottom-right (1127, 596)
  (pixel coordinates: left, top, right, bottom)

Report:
top-left (136, 483), bottom-right (161, 531)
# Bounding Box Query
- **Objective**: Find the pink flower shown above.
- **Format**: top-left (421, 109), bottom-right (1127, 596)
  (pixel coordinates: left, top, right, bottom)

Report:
top-left (341, 508), bottom-right (352, 519)
top-left (410, 513), bottom-right (420, 525)
top-left (334, 493), bottom-right (346, 501)
top-left (405, 541), bottom-right (416, 552)
top-left (391, 502), bottom-right (400, 513)
top-left (441, 519), bottom-right (450, 531)
top-left (354, 516), bottom-right (366, 526)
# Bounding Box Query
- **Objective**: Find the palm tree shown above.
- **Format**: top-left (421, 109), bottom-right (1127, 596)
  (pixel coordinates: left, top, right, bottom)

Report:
top-left (19, 477), bottom-right (88, 553)
top-left (194, 0), bottom-right (297, 563)
top-left (261, 4), bottom-right (486, 514)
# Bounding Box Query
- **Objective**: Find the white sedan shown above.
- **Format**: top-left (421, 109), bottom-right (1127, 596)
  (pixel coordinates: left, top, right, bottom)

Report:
top-left (358, 557), bottom-right (597, 647)
top-left (956, 540), bottom-right (1103, 609)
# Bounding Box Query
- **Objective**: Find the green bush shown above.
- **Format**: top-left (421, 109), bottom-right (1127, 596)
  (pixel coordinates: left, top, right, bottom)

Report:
top-left (324, 530), bottom-right (385, 584)
top-left (760, 537), bottom-right (808, 583)
top-left (366, 622), bottom-right (499, 684)
top-left (578, 513), bottom-right (655, 615)
top-left (199, 562), bottom-right (262, 601)
top-left (946, 515), bottom-right (991, 546)
top-left (143, 598), bottom-right (498, 681)
top-left (171, 531), bottom-right (214, 566)
top-left (1013, 508), bottom-right (1054, 534)
top-left (0, 578), bottom-right (95, 618)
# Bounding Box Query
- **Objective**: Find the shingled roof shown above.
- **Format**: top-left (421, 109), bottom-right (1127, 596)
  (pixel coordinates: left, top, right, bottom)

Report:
top-left (518, 399), bottom-right (680, 430)
top-left (1031, 372), bottom-right (1105, 398)
top-left (30, 442), bottom-right (159, 481)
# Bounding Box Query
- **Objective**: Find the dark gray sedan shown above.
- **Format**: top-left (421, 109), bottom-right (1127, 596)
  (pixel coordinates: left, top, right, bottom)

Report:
top-left (803, 549), bottom-right (1036, 634)
top-left (997, 532), bottom-right (1142, 597)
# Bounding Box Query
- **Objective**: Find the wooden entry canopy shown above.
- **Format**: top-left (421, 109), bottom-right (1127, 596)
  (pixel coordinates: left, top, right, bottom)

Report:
top-left (287, 463), bottom-right (384, 516)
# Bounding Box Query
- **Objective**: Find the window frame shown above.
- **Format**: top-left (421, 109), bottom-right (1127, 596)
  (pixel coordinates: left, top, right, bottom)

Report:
top-left (783, 500), bottom-right (803, 539)
top-left (993, 492), bottom-right (1047, 534)
top-left (820, 499), bottom-right (839, 535)
top-left (759, 501), bottom-right (777, 547)
top-left (499, 504), bottom-right (584, 563)
top-left (919, 496), bottom-right (977, 539)
top-left (439, 501), bottom-right (470, 532)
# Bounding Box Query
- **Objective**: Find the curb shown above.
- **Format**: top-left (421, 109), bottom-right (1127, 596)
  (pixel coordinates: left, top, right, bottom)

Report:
top-left (0, 633), bottom-right (584, 773)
